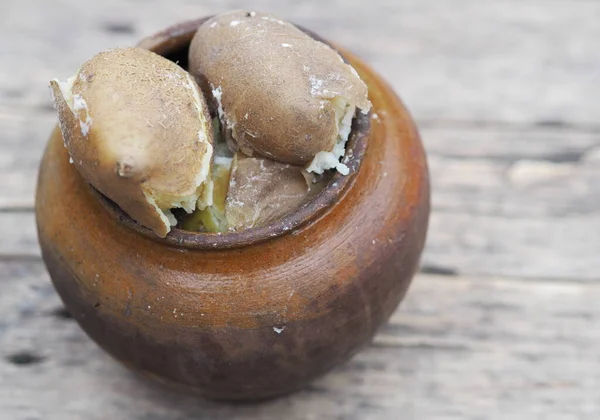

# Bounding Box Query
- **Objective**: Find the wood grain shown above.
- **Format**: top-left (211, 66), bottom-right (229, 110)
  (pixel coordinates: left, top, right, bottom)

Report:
top-left (1, 261), bottom-right (598, 420)
top-left (2, 0), bottom-right (599, 126)
top-left (4, 208), bottom-right (600, 280)
top-left (2, 0), bottom-right (599, 417)
top-left (424, 212), bottom-right (600, 280)
top-left (7, 121), bottom-right (598, 279)
top-left (5, 105), bottom-right (599, 213)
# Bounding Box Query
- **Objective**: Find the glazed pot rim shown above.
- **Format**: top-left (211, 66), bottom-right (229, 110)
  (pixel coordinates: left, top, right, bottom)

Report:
top-left (93, 16), bottom-right (372, 250)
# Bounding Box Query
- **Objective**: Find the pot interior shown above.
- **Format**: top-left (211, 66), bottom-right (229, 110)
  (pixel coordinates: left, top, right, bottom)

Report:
top-left (94, 17), bottom-right (371, 250)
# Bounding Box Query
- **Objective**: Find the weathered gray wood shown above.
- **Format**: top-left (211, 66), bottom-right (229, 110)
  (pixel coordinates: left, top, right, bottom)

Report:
top-left (422, 125), bottom-right (600, 162)
top-left (7, 120), bottom-right (600, 279)
top-left (2, 0), bottom-right (600, 416)
top-left (1, 0), bottom-right (599, 126)
top-left (5, 118), bottom-right (599, 280)
top-left (1, 261), bottom-right (598, 420)
top-left (430, 158), bottom-right (600, 218)
top-left (423, 212), bottom-right (600, 280)
top-left (6, 209), bottom-right (599, 280)
top-left (0, 111), bottom-right (50, 208)
top-left (3, 105), bottom-right (600, 218)
top-left (0, 212), bottom-right (39, 258)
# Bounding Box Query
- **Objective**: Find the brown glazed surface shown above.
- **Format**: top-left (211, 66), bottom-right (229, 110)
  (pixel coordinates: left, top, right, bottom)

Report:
top-left (35, 18), bottom-right (430, 401)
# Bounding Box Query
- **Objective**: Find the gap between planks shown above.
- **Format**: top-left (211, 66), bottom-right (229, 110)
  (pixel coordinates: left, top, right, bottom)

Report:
top-left (1, 261), bottom-right (599, 420)
top-left (5, 106), bottom-right (600, 133)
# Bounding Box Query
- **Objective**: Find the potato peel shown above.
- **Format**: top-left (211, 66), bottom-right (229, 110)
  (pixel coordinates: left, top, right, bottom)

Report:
top-left (225, 153), bottom-right (328, 231)
top-left (50, 47), bottom-right (213, 237)
top-left (189, 10), bottom-right (371, 167)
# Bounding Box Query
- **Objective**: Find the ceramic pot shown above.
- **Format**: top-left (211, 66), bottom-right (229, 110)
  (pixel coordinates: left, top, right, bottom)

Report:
top-left (35, 17), bottom-right (430, 401)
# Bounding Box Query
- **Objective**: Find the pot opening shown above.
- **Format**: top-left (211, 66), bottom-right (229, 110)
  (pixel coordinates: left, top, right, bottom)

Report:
top-left (95, 17), bottom-right (370, 250)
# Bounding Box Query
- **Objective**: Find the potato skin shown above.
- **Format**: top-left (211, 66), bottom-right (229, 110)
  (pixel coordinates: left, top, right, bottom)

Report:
top-left (189, 10), bottom-right (371, 166)
top-left (225, 153), bottom-right (328, 230)
top-left (50, 47), bottom-right (213, 237)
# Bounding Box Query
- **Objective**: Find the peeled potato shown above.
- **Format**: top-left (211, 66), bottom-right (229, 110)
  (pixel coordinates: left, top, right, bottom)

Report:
top-left (189, 10), bottom-right (371, 173)
top-left (225, 153), bottom-right (328, 231)
top-left (49, 47), bottom-right (213, 237)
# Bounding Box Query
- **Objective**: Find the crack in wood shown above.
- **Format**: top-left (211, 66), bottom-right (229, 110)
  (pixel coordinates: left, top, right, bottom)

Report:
top-left (418, 119), bottom-right (600, 134)
top-left (5, 351), bottom-right (45, 366)
top-left (419, 265), bottom-right (458, 276)
top-left (101, 22), bottom-right (136, 34)
top-left (51, 307), bottom-right (73, 320)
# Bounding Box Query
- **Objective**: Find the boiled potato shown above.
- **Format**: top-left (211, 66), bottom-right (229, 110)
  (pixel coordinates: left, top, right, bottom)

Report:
top-left (225, 153), bottom-right (328, 230)
top-left (50, 47), bottom-right (213, 237)
top-left (189, 10), bottom-right (371, 174)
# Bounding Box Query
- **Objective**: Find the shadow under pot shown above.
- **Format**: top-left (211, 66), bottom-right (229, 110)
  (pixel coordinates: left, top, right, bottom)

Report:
top-left (35, 16), bottom-right (430, 401)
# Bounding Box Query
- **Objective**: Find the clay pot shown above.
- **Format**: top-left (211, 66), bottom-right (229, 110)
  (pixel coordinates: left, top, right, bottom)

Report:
top-left (35, 17), bottom-right (430, 401)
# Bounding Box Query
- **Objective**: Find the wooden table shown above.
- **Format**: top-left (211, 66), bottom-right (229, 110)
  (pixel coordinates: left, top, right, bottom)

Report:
top-left (2, 0), bottom-right (599, 418)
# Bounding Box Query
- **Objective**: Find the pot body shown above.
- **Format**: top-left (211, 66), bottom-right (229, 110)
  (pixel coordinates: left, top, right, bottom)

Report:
top-left (35, 20), bottom-right (430, 401)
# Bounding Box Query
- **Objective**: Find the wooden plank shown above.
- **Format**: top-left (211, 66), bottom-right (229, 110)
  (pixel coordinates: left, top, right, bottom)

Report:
top-left (0, 112), bottom-right (52, 209)
top-left (3, 105), bottom-right (600, 218)
top-left (3, 1), bottom-right (598, 417)
top-left (429, 156), bottom-right (600, 218)
top-left (1, 0), bottom-right (599, 126)
top-left (1, 261), bottom-right (598, 419)
top-left (422, 126), bottom-right (600, 163)
top-left (4, 203), bottom-right (600, 281)
top-left (423, 212), bottom-right (600, 281)
top-left (3, 116), bottom-right (599, 279)
top-left (0, 212), bottom-right (39, 259)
